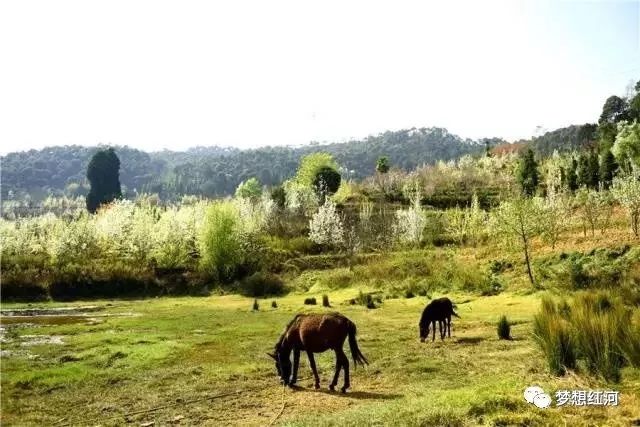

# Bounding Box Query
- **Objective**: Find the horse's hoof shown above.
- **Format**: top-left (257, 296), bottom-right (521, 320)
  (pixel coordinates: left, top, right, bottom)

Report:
top-left (329, 385), bottom-right (335, 391)
top-left (314, 383), bottom-right (320, 389)
top-left (340, 387), bottom-right (348, 393)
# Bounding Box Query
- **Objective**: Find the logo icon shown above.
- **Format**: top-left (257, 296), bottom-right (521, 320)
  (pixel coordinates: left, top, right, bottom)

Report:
top-left (524, 386), bottom-right (552, 409)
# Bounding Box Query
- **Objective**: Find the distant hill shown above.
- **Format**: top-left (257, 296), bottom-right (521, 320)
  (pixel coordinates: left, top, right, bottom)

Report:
top-left (1, 127), bottom-right (496, 199)
top-left (528, 124), bottom-right (597, 156)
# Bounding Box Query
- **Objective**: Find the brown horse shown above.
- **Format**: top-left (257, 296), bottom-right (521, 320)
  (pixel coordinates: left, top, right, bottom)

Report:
top-left (268, 313), bottom-right (368, 393)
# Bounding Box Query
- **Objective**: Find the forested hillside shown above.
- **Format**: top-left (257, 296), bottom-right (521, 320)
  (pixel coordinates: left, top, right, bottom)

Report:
top-left (1, 127), bottom-right (488, 200)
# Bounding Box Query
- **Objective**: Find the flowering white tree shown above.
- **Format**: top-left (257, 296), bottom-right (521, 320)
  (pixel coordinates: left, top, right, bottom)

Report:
top-left (541, 187), bottom-right (572, 248)
top-left (611, 170), bottom-right (640, 237)
top-left (283, 180), bottom-right (319, 216)
top-left (490, 196), bottom-right (545, 287)
top-left (394, 191), bottom-right (426, 246)
top-left (308, 199), bottom-right (344, 246)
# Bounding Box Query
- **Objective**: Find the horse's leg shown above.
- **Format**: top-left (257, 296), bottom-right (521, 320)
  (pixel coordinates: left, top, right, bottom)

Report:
top-left (329, 349), bottom-right (342, 391)
top-left (337, 348), bottom-right (350, 393)
top-left (439, 320), bottom-right (445, 340)
top-left (447, 316), bottom-right (451, 338)
top-left (307, 351), bottom-right (320, 389)
top-left (431, 320), bottom-right (436, 342)
top-left (290, 348), bottom-right (300, 385)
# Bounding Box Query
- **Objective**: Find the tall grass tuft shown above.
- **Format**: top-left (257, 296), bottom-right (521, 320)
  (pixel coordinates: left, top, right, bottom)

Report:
top-left (497, 315), bottom-right (511, 340)
top-left (534, 292), bottom-right (640, 382)
top-left (533, 297), bottom-right (576, 375)
top-left (322, 294), bottom-right (330, 307)
top-left (570, 293), bottom-right (625, 382)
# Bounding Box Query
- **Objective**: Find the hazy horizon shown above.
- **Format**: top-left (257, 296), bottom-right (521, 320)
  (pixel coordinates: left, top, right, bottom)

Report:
top-left (1, 0), bottom-right (639, 155)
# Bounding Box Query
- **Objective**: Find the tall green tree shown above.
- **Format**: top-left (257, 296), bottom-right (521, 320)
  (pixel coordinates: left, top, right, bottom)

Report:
top-left (587, 151), bottom-right (600, 189)
top-left (599, 149), bottom-right (618, 189)
top-left (516, 148), bottom-right (539, 196)
top-left (86, 148), bottom-right (122, 213)
top-left (313, 166), bottom-right (341, 202)
top-left (567, 158), bottom-right (579, 192)
top-left (599, 95), bottom-right (630, 148)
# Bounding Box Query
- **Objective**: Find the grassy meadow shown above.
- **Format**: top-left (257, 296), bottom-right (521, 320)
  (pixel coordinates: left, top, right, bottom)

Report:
top-left (2, 233), bottom-right (640, 426)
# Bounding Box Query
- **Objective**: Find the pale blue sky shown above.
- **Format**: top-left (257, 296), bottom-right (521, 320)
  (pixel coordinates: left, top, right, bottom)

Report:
top-left (0, 0), bottom-right (638, 154)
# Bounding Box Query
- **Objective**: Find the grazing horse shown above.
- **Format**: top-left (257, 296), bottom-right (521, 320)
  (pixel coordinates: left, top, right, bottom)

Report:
top-left (419, 297), bottom-right (460, 342)
top-left (268, 313), bottom-right (368, 393)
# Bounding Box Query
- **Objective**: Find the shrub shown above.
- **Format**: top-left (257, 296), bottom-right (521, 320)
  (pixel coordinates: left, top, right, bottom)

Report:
top-left (239, 272), bottom-right (286, 297)
top-left (497, 315), bottom-right (511, 340)
top-left (322, 294), bottom-right (330, 307)
top-left (271, 300), bottom-right (278, 308)
top-left (199, 202), bottom-right (243, 282)
top-left (353, 291), bottom-right (380, 309)
top-left (252, 299), bottom-right (259, 311)
top-left (304, 297), bottom-right (317, 305)
top-left (405, 290), bottom-right (415, 299)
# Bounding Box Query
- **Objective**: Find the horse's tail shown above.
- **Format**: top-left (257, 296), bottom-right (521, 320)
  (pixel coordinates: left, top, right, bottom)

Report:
top-left (347, 321), bottom-right (368, 367)
top-left (451, 309), bottom-right (460, 318)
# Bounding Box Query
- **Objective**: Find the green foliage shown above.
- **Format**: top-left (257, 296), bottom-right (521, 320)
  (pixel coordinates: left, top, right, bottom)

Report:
top-left (516, 149), bottom-right (539, 196)
top-left (270, 185), bottom-right (286, 209)
top-left (612, 121), bottom-right (640, 172)
top-left (271, 300), bottom-right (278, 308)
top-left (295, 153), bottom-right (339, 187)
top-left (235, 177), bottom-right (262, 199)
top-left (351, 291), bottom-right (380, 309)
top-left (312, 166), bottom-right (341, 198)
top-left (497, 315), bottom-right (511, 340)
top-left (376, 156), bottom-right (390, 174)
top-left (534, 293), bottom-right (640, 382)
top-left (303, 297), bottom-right (317, 305)
top-left (198, 202), bottom-right (243, 282)
top-left (86, 148), bottom-right (122, 213)
top-left (533, 297), bottom-right (577, 375)
top-left (599, 149), bottom-right (618, 189)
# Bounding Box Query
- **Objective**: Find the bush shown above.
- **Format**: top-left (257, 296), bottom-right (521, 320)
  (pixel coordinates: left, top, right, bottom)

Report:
top-left (352, 291), bottom-right (381, 309)
top-left (252, 299), bottom-right (259, 311)
top-left (304, 297), bottom-right (317, 305)
top-left (239, 272), bottom-right (286, 297)
top-left (271, 300), bottom-right (278, 308)
top-left (497, 315), bottom-right (511, 340)
top-left (322, 294), bottom-right (330, 307)
top-left (199, 202), bottom-right (243, 282)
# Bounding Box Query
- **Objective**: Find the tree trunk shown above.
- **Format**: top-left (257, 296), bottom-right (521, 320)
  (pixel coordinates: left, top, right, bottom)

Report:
top-left (522, 234), bottom-right (536, 287)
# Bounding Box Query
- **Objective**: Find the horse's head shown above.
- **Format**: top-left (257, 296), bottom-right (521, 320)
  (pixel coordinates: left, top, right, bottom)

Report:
top-left (419, 321), bottom-right (429, 342)
top-left (267, 346), bottom-right (291, 385)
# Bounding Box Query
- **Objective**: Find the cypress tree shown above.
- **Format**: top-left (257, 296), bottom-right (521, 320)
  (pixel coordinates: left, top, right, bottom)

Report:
top-left (567, 158), bottom-right (578, 192)
top-left (577, 153), bottom-right (590, 189)
top-left (86, 148), bottom-right (122, 213)
top-left (517, 148), bottom-right (539, 197)
top-left (587, 151), bottom-right (600, 189)
top-left (599, 149), bottom-right (618, 189)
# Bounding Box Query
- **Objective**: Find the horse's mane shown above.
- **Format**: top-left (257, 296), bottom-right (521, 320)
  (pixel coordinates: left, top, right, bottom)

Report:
top-left (275, 314), bottom-right (303, 350)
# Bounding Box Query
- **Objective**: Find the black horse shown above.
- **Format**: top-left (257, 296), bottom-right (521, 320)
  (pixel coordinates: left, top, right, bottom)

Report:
top-left (268, 313), bottom-right (368, 393)
top-left (419, 297), bottom-right (460, 342)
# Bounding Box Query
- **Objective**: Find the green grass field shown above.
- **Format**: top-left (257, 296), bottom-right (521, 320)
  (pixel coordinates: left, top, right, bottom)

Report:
top-left (2, 287), bottom-right (639, 426)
